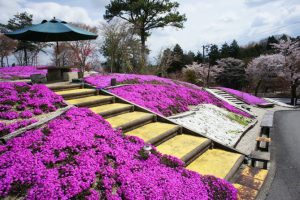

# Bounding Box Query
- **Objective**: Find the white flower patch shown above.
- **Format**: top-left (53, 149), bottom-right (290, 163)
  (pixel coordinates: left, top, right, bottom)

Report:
top-left (169, 104), bottom-right (249, 147)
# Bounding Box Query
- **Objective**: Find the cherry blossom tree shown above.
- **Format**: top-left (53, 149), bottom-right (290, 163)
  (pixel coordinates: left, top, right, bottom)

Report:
top-left (272, 38), bottom-right (300, 105)
top-left (247, 54), bottom-right (284, 95)
top-left (183, 62), bottom-right (221, 85)
top-left (52, 23), bottom-right (99, 77)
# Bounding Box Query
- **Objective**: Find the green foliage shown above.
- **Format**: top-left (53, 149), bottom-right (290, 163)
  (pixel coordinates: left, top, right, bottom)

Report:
top-left (184, 69), bottom-right (198, 84)
top-left (216, 58), bottom-right (247, 89)
top-left (227, 113), bottom-right (251, 126)
top-left (220, 43), bottom-right (230, 58)
top-left (229, 40), bottom-right (240, 58)
top-left (208, 44), bottom-right (219, 65)
top-left (0, 12), bottom-right (38, 66)
top-left (167, 44), bottom-right (185, 73)
top-left (194, 51), bottom-right (203, 63)
top-left (104, 0), bottom-right (187, 65)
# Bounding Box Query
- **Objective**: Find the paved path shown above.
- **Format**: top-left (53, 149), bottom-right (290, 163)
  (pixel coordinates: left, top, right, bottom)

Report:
top-left (266, 111), bottom-right (300, 200)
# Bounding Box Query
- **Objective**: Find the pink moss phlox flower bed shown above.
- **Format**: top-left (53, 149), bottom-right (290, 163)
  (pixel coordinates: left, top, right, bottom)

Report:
top-left (109, 84), bottom-right (251, 118)
top-left (0, 66), bottom-right (47, 80)
top-left (0, 82), bottom-right (66, 136)
top-left (0, 108), bottom-right (237, 199)
top-left (218, 87), bottom-right (267, 105)
top-left (84, 73), bottom-right (200, 89)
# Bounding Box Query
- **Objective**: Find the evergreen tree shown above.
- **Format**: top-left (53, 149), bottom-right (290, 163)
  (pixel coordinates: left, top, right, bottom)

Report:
top-left (220, 42), bottom-right (230, 58)
top-left (194, 51), bottom-right (203, 63)
top-left (216, 58), bottom-right (247, 89)
top-left (208, 44), bottom-right (219, 65)
top-left (104, 0), bottom-right (187, 66)
top-left (167, 44), bottom-right (185, 73)
top-left (183, 51), bottom-right (195, 65)
top-left (229, 40), bottom-right (240, 58)
top-left (266, 36), bottom-right (278, 51)
top-left (0, 12), bottom-right (37, 65)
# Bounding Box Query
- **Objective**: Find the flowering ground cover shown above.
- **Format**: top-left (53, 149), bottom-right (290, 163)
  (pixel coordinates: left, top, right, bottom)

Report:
top-left (0, 107), bottom-right (237, 199)
top-left (85, 73), bottom-right (251, 118)
top-left (84, 73), bottom-right (200, 89)
top-left (218, 87), bottom-right (268, 105)
top-left (109, 84), bottom-right (252, 118)
top-left (0, 66), bottom-right (47, 80)
top-left (0, 82), bottom-right (66, 137)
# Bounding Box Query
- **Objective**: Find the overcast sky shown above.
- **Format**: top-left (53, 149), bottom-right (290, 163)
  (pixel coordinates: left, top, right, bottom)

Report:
top-left (1, 0), bottom-right (300, 63)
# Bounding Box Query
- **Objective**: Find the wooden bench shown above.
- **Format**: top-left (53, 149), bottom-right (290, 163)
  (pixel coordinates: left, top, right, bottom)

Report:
top-left (256, 137), bottom-right (271, 151)
top-left (250, 151), bottom-right (270, 169)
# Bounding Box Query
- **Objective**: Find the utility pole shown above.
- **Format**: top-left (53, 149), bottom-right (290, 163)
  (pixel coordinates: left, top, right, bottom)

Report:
top-left (202, 44), bottom-right (213, 87)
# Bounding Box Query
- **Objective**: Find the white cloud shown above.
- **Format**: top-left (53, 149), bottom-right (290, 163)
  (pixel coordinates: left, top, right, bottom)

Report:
top-left (245, 0), bottom-right (280, 7)
top-left (0, 0), bottom-right (25, 23)
top-left (1, 0), bottom-right (300, 64)
top-left (24, 2), bottom-right (100, 26)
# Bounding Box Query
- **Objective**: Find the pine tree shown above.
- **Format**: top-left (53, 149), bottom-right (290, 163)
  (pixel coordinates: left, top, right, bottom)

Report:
top-left (208, 44), bottom-right (219, 65)
top-left (0, 12), bottom-right (36, 66)
top-left (104, 0), bottom-right (187, 66)
top-left (220, 42), bottom-right (230, 58)
top-left (229, 40), bottom-right (240, 58)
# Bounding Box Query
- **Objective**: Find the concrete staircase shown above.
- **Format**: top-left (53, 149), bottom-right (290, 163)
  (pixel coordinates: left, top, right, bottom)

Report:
top-left (208, 88), bottom-right (247, 105)
top-left (49, 84), bottom-right (269, 199)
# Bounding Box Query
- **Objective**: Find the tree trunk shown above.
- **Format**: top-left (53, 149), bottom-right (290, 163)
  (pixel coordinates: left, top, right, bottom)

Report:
top-left (255, 79), bottom-right (262, 96)
top-left (206, 64), bottom-right (211, 87)
top-left (6, 56), bottom-right (9, 67)
top-left (140, 29), bottom-right (146, 69)
top-left (291, 83), bottom-right (297, 105)
top-left (0, 56), bottom-right (4, 67)
top-left (24, 48), bottom-right (28, 66)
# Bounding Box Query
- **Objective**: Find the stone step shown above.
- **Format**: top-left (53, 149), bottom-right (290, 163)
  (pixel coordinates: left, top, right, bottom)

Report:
top-left (234, 166), bottom-right (268, 191)
top-left (90, 103), bottom-right (134, 118)
top-left (47, 83), bottom-right (81, 91)
top-left (56, 88), bottom-right (96, 99)
top-left (67, 95), bottom-right (114, 107)
top-left (186, 149), bottom-right (244, 180)
top-left (233, 183), bottom-right (258, 200)
top-left (106, 111), bottom-right (155, 131)
top-left (126, 122), bottom-right (181, 145)
top-left (156, 134), bottom-right (211, 164)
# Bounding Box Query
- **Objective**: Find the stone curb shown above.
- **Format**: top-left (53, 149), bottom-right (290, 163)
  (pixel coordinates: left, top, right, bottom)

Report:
top-left (233, 119), bottom-right (258, 150)
top-left (204, 88), bottom-right (255, 117)
top-left (255, 110), bottom-right (277, 200)
top-left (0, 105), bottom-right (73, 144)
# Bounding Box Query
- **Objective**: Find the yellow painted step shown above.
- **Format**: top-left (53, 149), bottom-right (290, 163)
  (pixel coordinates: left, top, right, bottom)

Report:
top-left (187, 149), bottom-right (243, 179)
top-left (56, 88), bottom-right (95, 96)
top-left (47, 83), bottom-right (81, 91)
top-left (67, 95), bottom-right (113, 106)
top-left (157, 134), bottom-right (210, 161)
top-left (240, 166), bottom-right (268, 181)
top-left (106, 111), bottom-right (154, 129)
top-left (126, 122), bottom-right (180, 144)
top-left (90, 103), bottom-right (133, 116)
top-left (235, 167), bottom-right (268, 190)
top-left (233, 184), bottom-right (258, 200)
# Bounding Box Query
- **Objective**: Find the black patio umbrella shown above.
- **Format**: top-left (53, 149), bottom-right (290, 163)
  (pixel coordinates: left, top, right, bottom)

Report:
top-left (5, 17), bottom-right (98, 66)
